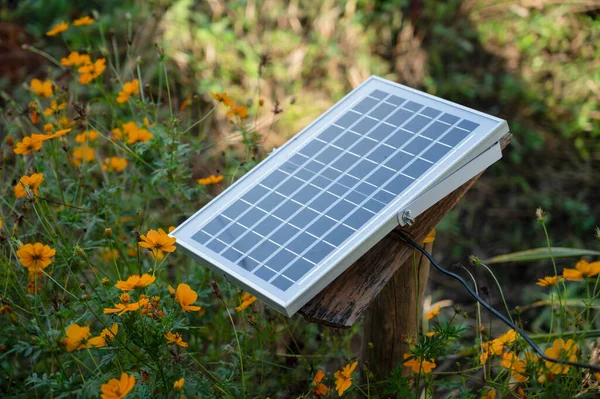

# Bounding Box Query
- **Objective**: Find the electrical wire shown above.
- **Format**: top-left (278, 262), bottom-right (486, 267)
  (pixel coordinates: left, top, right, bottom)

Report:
top-left (394, 229), bottom-right (600, 373)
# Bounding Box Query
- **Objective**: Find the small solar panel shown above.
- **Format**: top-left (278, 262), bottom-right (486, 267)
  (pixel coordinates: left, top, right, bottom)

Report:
top-left (171, 76), bottom-right (509, 316)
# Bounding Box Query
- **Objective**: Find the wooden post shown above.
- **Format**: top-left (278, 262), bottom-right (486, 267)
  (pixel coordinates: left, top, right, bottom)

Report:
top-left (360, 240), bottom-right (433, 378)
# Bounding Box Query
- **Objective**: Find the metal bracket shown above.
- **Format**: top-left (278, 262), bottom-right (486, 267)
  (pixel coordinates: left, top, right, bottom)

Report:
top-left (400, 210), bottom-right (414, 226)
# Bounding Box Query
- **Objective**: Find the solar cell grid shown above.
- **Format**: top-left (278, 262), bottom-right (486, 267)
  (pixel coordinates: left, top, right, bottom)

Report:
top-left (172, 76), bottom-right (508, 316)
top-left (196, 88), bottom-right (481, 291)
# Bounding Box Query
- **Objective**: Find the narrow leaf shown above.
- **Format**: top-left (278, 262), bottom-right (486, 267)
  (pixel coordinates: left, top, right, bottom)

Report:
top-left (485, 248), bottom-right (600, 264)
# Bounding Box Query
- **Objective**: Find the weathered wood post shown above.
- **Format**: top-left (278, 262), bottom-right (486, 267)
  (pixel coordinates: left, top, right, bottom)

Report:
top-left (300, 133), bottom-right (511, 377)
top-left (360, 238), bottom-right (433, 378)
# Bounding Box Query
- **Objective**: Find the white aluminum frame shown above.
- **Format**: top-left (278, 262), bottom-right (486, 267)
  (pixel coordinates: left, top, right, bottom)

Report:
top-left (170, 76), bottom-right (509, 316)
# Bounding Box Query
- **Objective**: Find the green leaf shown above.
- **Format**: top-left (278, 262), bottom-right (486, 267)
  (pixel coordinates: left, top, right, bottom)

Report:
top-left (484, 248), bottom-right (600, 264)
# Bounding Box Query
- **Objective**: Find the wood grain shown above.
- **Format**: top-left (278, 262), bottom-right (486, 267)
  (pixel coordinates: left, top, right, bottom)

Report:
top-left (299, 134), bottom-right (511, 328)
top-left (360, 241), bottom-right (433, 379)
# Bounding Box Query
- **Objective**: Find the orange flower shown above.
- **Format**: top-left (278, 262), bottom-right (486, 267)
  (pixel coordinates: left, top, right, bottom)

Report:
top-left (73, 16), bottom-right (94, 26)
top-left (403, 353), bottom-right (436, 373)
top-left (30, 79), bottom-right (53, 97)
top-left (235, 293), bottom-right (257, 312)
top-left (544, 338), bottom-right (578, 374)
top-left (17, 242), bottom-right (55, 272)
top-left (45, 128), bottom-right (71, 140)
top-left (100, 373), bottom-right (135, 399)
top-left (197, 175), bottom-right (224, 185)
top-left (227, 105), bottom-right (248, 119)
top-left (500, 351), bottom-right (537, 383)
top-left (126, 127), bottom-right (152, 144)
top-left (425, 305), bottom-right (440, 320)
top-left (139, 228), bottom-right (176, 258)
top-left (423, 228), bottom-right (436, 243)
top-left (13, 136), bottom-right (44, 154)
top-left (165, 331), bottom-right (188, 347)
top-left (481, 390), bottom-right (496, 399)
top-left (60, 51), bottom-right (91, 67)
top-left (115, 274), bottom-right (156, 291)
top-left (62, 323), bottom-right (91, 352)
top-left (173, 283), bottom-right (202, 312)
top-left (58, 117), bottom-right (76, 129)
top-left (334, 361), bottom-right (358, 396)
top-left (312, 370), bottom-right (328, 396)
top-left (536, 276), bottom-right (558, 287)
top-left (104, 297), bottom-right (149, 316)
top-left (562, 259), bottom-right (600, 281)
top-left (72, 146), bottom-right (95, 167)
top-left (173, 378), bottom-right (184, 391)
top-left (103, 157), bottom-right (128, 173)
top-left (479, 329), bottom-right (518, 364)
top-left (43, 100), bottom-right (67, 116)
top-left (14, 173), bottom-right (44, 198)
top-left (46, 22), bottom-right (69, 36)
top-left (75, 130), bottom-right (99, 143)
top-left (211, 92), bottom-right (234, 107)
top-left (78, 58), bottom-right (106, 84)
top-left (116, 79), bottom-right (140, 103)
top-left (88, 324), bottom-right (119, 348)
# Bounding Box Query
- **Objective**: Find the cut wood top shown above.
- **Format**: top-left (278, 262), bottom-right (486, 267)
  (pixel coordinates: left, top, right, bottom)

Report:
top-left (299, 133), bottom-right (512, 328)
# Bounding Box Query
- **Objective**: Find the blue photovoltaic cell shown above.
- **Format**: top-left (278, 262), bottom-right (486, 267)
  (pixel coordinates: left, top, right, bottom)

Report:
top-left (191, 86), bottom-right (484, 293)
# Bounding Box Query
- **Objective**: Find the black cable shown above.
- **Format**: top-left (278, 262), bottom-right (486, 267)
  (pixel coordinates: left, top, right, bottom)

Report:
top-left (394, 229), bottom-right (600, 373)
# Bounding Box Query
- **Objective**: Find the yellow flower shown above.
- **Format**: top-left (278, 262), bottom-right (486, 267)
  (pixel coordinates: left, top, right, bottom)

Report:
top-left (312, 370), bottom-right (328, 396)
top-left (173, 378), bottom-right (184, 391)
top-left (104, 297), bottom-right (149, 316)
top-left (425, 305), bottom-right (440, 320)
top-left (17, 242), bottom-right (55, 272)
top-left (173, 283), bottom-right (202, 312)
top-left (211, 92), bottom-right (234, 107)
top-left (139, 228), bottom-right (176, 258)
top-left (14, 173), bottom-right (44, 199)
top-left (116, 79), bottom-right (140, 103)
top-left (165, 331), bottom-right (188, 347)
top-left (100, 372), bottom-right (135, 399)
top-left (235, 293), bottom-right (257, 312)
top-left (88, 324), bottom-right (118, 348)
top-left (563, 259), bottom-right (600, 281)
top-left (544, 338), bottom-right (578, 374)
top-left (60, 51), bottom-right (91, 67)
top-left (62, 324), bottom-right (91, 352)
top-left (13, 136), bottom-right (44, 154)
top-left (78, 58), bottom-right (106, 84)
top-left (30, 79), bottom-right (53, 97)
top-left (481, 390), bottom-right (496, 399)
top-left (43, 100), bottom-right (67, 116)
top-left (115, 274), bottom-right (156, 291)
top-left (197, 175), bottom-right (224, 185)
top-left (0, 217), bottom-right (2, 230)
top-left (227, 104), bottom-right (249, 119)
top-left (334, 361), bottom-right (357, 396)
top-left (403, 353), bottom-right (436, 373)
top-left (46, 22), bottom-right (69, 36)
top-left (103, 157), bottom-right (128, 173)
top-left (73, 16), bottom-right (94, 26)
top-left (423, 229), bottom-right (436, 243)
top-left (75, 130), bottom-right (99, 143)
top-left (536, 276), bottom-right (558, 287)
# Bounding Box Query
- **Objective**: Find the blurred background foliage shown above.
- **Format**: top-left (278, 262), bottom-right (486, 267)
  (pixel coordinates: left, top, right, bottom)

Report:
top-left (1, 0), bottom-right (599, 303)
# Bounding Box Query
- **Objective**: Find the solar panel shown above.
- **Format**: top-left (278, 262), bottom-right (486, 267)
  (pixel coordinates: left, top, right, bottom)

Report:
top-left (171, 76), bottom-right (509, 316)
